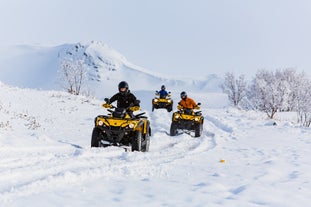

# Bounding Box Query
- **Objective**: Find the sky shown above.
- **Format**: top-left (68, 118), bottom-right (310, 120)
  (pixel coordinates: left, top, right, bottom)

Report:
top-left (0, 0), bottom-right (311, 78)
top-left (1, 3), bottom-right (311, 205)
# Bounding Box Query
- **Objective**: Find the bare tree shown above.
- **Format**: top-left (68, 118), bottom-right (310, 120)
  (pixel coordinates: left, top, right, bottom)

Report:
top-left (248, 68), bottom-right (311, 121)
top-left (295, 76), bottom-right (311, 127)
top-left (221, 72), bottom-right (247, 107)
top-left (248, 70), bottom-right (282, 118)
top-left (58, 58), bottom-right (88, 95)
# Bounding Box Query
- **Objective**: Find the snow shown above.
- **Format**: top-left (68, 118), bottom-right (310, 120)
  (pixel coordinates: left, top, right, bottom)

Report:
top-left (0, 44), bottom-right (311, 207)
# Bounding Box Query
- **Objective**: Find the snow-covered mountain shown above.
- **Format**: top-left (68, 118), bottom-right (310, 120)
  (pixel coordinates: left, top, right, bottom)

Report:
top-left (0, 41), bottom-right (223, 99)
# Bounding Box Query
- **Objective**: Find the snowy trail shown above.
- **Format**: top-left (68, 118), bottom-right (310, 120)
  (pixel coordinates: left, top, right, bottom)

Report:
top-left (1, 105), bottom-right (229, 203)
top-left (149, 108), bottom-right (218, 155)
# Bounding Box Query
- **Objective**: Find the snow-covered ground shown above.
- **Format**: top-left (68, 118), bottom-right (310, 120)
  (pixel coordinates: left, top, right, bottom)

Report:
top-left (1, 81), bottom-right (310, 207)
top-left (0, 42), bottom-right (310, 206)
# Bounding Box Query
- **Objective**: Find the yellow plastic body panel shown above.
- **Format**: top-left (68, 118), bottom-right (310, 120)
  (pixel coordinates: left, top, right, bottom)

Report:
top-left (172, 112), bottom-right (203, 123)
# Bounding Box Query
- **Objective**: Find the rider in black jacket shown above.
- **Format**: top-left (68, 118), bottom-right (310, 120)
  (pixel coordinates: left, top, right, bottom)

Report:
top-left (106, 81), bottom-right (139, 108)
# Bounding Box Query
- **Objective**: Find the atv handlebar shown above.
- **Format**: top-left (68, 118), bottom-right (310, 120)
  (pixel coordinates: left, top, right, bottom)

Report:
top-left (154, 91), bottom-right (171, 99)
top-left (102, 103), bottom-right (113, 108)
top-left (177, 102), bottom-right (201, 111)
top-left (102, 98), bottom-right (141, 112)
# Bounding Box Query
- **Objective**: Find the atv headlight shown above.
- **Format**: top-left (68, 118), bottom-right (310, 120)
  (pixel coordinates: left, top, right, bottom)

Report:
top-left (154, 99), bottom-right (158, 102)
top-left (129, 123), bottom-right (135, 128)
top-left (194, 118), bottom-right (199, 121)
top-left (98, 120), bottom-right (104, 126)
top-left (175, 115), bottom-right (180, 119)
top-left (167, 100), bottom-right (172, 103)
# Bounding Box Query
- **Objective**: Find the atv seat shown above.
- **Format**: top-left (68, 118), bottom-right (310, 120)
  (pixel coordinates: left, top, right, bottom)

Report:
top-left (113, 108), bottom-right (126, 118)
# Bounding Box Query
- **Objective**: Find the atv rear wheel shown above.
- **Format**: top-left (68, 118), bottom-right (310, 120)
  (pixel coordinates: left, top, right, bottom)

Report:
top-left (132, 130), bottom-right (142, 151)
top-left (170, 122), bottom-right (178, 136)
top-left (91, 127), bottom-right (102, 147)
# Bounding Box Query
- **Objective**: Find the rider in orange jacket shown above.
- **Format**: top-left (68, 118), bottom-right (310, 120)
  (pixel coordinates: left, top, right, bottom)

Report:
top-left (178, 91), bottom-right (198, 112)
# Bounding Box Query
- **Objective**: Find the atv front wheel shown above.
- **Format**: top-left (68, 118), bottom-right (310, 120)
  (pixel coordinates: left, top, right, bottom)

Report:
top-left (194, 123), bottom-right (203, 137)
top-left (142, 126), bottom-right (151, 152)
top-left (167, 106), bottom-right (172, 112)
top-left (91, 127), bottom-right (102, 147)
top-left (132, 130), bottom-right (142, 151)
top-left (170, 122), bottom-right (178, 136)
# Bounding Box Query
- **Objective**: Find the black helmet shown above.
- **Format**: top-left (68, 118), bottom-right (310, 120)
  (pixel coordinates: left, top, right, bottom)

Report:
top-left (118, 81), bottom-right (129, 94)
top-left (180, 91), bottom-right (187, 99)
top-left (161, 85), bottom-right (165, 90)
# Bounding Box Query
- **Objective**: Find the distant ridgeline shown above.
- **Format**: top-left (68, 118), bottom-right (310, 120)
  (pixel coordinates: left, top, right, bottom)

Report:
top-left (0, 41), bottom-right (224, 94)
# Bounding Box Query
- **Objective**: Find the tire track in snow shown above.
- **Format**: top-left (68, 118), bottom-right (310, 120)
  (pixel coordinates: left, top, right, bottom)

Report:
top-left (1, 140), bottom-right (197, 201)
top-left (1, 108), bottom-right (233, 202)
top-left (204, 114), bottom-right (233, 133)
top-left (149, 109), bottom-right (218, 159)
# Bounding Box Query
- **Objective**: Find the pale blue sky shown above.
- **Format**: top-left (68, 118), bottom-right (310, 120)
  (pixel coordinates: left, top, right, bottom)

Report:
top-left (1, 0), bottom-right (311, 77)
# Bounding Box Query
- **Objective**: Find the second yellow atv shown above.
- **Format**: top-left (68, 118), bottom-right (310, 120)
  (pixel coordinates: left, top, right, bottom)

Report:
top-left (170, 103), bottom-right (203, 137)
top-left (152, 91), bottom-right (173, 112)
top-left (91, 100), bottom-right (151, 152)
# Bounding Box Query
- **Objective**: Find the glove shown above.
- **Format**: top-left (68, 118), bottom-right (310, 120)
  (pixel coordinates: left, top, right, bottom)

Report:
top-left (130, 106), bottom-right (140, 111)
top-left (102, 103), bottom-right (112, 108)
top-left (194, 105), bottom-right (200, 110)
top-left (177, 104), bottom-right (183, 110)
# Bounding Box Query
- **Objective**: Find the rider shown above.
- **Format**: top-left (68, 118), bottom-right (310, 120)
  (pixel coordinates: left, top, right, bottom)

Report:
top-left (158, 85), bottom-right (168, 98)
top-left (106, 81), bottom-right (139, 109)
top-left (178, 91), bottom-right (198, 114)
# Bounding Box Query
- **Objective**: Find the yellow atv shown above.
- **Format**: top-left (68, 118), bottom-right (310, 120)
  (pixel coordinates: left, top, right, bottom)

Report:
top-left (170, 103), bottom-right (203, 137)
top-left (91, 100), bottom-right (151, 152)
top-left (152, 91), bottom-right (173, 112)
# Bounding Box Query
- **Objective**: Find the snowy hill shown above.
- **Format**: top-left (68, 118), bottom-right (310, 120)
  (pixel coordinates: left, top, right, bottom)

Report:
top-left (0, 42), bottom-right (223, 99)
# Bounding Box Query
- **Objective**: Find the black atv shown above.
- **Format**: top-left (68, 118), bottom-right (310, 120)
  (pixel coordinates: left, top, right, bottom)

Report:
top-left (91, 100), bottom-right (151, 152)
top-left (170, 103), bottom-right (203, 137)
top-left (152, 91), bottom-right (173, 112)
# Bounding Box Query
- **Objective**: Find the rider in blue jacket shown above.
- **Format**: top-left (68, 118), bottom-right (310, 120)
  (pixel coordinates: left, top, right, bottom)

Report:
top-left (158, 85), bottom-right (168, 98)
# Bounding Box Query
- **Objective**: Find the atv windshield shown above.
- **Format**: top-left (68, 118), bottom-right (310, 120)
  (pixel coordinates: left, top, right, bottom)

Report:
top-left (112, 108), bottom-right (126, 118)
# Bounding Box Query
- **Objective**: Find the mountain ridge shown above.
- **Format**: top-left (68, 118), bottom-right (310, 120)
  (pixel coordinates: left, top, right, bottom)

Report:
top-left (0, 41), bottom-right (223, 98)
